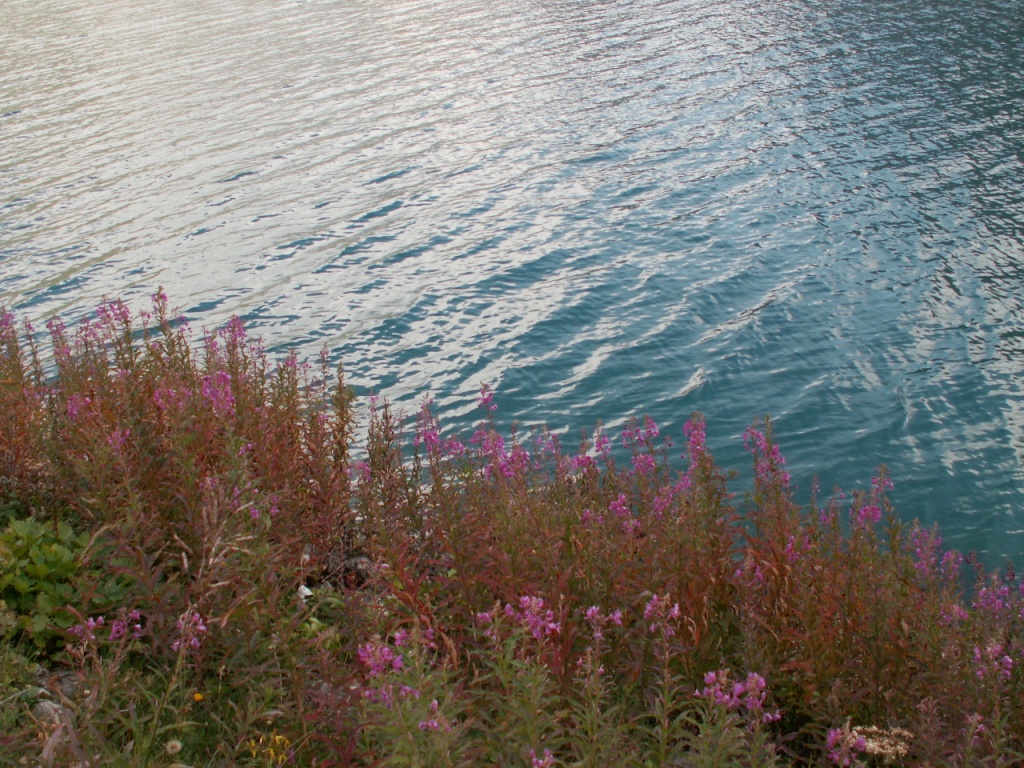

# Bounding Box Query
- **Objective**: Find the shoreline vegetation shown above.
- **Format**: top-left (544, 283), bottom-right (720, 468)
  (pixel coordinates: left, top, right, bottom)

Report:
top-left (0, 292), bottom-right (1021, 766)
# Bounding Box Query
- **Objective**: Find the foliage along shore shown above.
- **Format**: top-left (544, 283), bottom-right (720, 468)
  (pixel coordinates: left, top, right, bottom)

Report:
top-left (0, 293), bottom-right (1022, 767)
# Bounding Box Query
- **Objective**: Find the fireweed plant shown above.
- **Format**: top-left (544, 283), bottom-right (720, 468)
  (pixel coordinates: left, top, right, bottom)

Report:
top-left (0, 295), bottom-right (1021, 766)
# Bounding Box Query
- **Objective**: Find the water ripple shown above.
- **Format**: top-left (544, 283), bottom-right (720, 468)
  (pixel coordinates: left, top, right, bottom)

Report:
top-left (2, 0), bottom-right (1024, 561)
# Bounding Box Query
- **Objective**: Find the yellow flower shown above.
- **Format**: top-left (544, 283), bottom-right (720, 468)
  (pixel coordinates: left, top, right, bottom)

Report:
top-left (247, 731), bottom-right (291, 765)
top-left (192, 692), bottom-right (204, 702)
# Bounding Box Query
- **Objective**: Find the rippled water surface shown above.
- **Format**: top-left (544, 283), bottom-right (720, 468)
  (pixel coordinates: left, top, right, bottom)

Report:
top-left (3, 0), bottom-right (1024, 561)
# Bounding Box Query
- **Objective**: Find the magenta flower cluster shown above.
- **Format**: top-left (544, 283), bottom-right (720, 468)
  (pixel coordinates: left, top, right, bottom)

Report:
top-left (201, 370), bottom-right (235, 416)
top-left (94, 299), bottom-right (132, 327)
top-left (620, 416), bottom-right (660, 449)
top-left (414, 397), bottom-right (467, 457)
top-left (506, 595), bottom-right (561, 641)
top-left (973, 643), bottom-right (1014, 681)
top-left (644, 593), bottom-right (681, 638)
top-left (871, 474), bottom-right (895, 492)
top-left (911, 527), bottom-right (943, 578)
top-left (826, 726), bottom-right (866, 766)
top-left (106, 428), bottom-right (130, 452)
top-left (477, 383), bottom-right (497, 412)
top-left (470, 427), bottom-right (531, 479)
top-left (570, 451), bottom-right (597, 473)
top-left (66, 393), bottom-right (92, 422)
top-left (357, 638), bottom-right (404, 678)
top-left (529, 748), bottom-right (555, 767)
top-left (697, 669), bottom-right (781, 725)
top-left (651, 479), bottom-right (690, 516)
top-left (171, 609), bottom-right (207, 652)
top-left (417, 698), bottom-right (445, 731)
top-left (69, 611), bottom-right (143, 643)
top-left (583, 605), bottom-right (623, 642)
top-left (109, 611), bottom-right (142, 641)
top-left (972, 583), bottom-right (1014, 621)
top-left (682, 417), bottom-right (711, 482)
top-left (609, 493), bottom-right (631, 518)
top-left (853, 504), bottom-right (881, 528)
top-left (744, 426), bottom-right (790, 487)
top-left (477, 595), bottom-right (561, 642)
top-left (356, 635), bottom-right (434, 709)
top-left (631, 453), bottom-right (656, 475)
top-left (152, 386), bottom-right (191, 413)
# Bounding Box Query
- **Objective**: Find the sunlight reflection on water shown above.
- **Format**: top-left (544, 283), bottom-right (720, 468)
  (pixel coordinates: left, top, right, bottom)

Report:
top-left (2, 0), bottom-right (1024, 563)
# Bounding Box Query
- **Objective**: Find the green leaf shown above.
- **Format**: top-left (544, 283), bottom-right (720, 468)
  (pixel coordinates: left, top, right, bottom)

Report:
top-left (30, 612), bottom-right (48, 634)
top-left (25, 561), bottom-right (50, 580)
top-left (35, 591), bottom-right (53, 614)
top-left (9, 574), bottom-right (32, 595)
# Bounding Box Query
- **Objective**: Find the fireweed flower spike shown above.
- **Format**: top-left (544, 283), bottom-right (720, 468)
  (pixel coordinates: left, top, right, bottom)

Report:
top-left (529, 748), bottom-right (555, 768)
top-left (583, 605), bottom-right (622, 642)
top-left (3, 296), bottom-right (1019, 766)
top-left (853, 504), bottom-right (882, 529)
top-left (826, 722), bottom-right (867, 766)
top-left (478, 383), bottom-right (497, 412)
top-left (632, 453), bottom-right (656, 475)
top-left (489, 596), bottom-right (561, 642)
top-left (696, 669), bottom-right (782, 725)
top-left (171, 609), bottom-right (208, 652)
top-left (357, 638), bottom-right (404, 677)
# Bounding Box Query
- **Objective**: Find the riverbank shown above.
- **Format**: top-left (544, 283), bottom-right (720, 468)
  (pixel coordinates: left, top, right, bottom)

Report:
top-left (1, 295), bottom-right (1021, 766)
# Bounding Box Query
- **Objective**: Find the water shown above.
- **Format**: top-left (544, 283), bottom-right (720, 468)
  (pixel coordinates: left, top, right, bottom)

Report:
top-left (2, 0), bottom-right (1023, 564)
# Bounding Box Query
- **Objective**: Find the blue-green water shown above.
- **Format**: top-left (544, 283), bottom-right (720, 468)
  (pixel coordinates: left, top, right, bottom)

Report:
top-left (2, 0), bottom-right (1023, 563)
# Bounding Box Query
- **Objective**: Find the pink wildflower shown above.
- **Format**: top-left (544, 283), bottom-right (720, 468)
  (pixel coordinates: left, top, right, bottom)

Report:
top-left (357, 639), bottom-right (403, 677)
top-left (201, 370), bottom-right (235, 415)
top-left (66, 393), bottom-right (91, 422)
top-left (609, 493), bottom-right (631, 517)
top-left (530, 749), bottom-right (555, 768)
top-left (171, 610), bottom-right (207, 652)
top-left (477, 383), bottom-right (497, 412)
top-left (854, 505), bottom-right (881, 528)
top-left (571, 452), bottom-right (597, 472)
top-left (632, 454), bottom-right (656, 475)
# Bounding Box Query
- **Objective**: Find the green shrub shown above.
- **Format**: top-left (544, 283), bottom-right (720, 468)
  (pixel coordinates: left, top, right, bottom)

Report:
top-left (0, 295), bottom-right (1021, 766)
top-left (0, 516), bottom-right (87, 646)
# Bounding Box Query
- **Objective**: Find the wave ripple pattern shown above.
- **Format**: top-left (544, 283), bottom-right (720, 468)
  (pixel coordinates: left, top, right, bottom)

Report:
top-left (2, 0), bottom-right (1023, 559)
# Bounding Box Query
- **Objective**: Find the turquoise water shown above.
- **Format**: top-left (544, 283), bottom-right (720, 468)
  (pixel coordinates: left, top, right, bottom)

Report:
top-left (2, 0), bottom-right (1023, 563)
